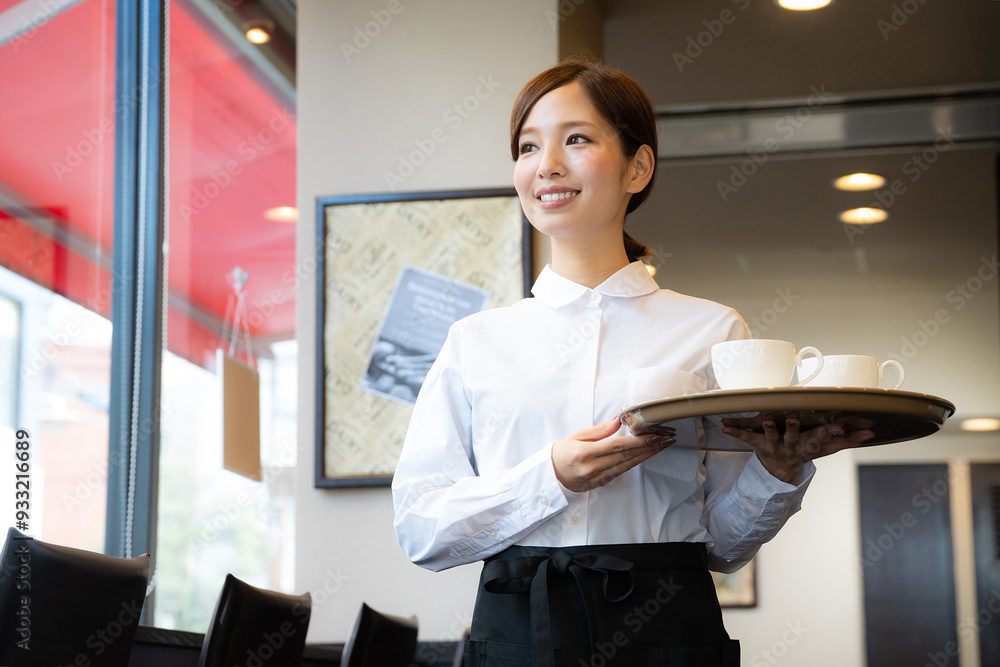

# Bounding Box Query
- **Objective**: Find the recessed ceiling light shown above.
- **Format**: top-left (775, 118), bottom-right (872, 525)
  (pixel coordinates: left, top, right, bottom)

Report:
top-left (961, 418), bottom-right (1000, 432)
top-left (264, 206), bottom-right (298, 223)
top-left (840, 207), bottom-right (888, 224)
top-left (833, 173), bottom-right (886, 191)
top-left (776, 0), bottom-right (833, 10)
top-left (244, 19), bottom-right (274, 44)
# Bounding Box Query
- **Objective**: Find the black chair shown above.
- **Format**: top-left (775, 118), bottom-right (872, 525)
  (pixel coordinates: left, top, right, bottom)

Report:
top-left (0, 526), bottom-right (151, 667)
top-left (199, 573), bottom-right (312, 667)
top-left (452, 627), bottom-right (470, 667)
top-left (341, 602), bottom-right (418, 667)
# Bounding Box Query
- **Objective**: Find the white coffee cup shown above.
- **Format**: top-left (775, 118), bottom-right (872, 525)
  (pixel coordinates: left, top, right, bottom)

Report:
top-left (711, 339), bottom-right (824, 390)
top-left (797, 355), bottom-right (905, 390)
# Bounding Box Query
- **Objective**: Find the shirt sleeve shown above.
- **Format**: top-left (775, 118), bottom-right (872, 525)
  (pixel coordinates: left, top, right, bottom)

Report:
top-left (391, 327), bottom-right (569, 572)
top-left (698, 310), bottom-right (814, 573)
top-left (702, 445), bottom-right (815, 573)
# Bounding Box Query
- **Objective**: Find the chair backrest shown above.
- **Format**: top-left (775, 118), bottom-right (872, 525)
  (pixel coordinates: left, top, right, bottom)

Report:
top-left (341, 602), bottom-right (418, 667)
top-left (0, 526), bottom-right (151, 667)
top-left (198, 573), bottom-right (312, 667)
top-left (451, 627), bottom-right (470, 667)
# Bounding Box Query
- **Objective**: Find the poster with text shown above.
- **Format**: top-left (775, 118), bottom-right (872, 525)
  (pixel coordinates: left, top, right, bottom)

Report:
top-left (360, 266), bottom-right (489, 405)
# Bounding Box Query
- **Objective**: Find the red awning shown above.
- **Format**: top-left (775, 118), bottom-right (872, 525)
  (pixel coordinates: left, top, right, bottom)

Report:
top-left (0, 0), bottom-right (296, 368)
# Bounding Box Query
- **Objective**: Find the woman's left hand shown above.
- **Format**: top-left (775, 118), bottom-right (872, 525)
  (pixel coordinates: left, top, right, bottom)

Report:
top-left (721, 413), bottom-right (874, 483)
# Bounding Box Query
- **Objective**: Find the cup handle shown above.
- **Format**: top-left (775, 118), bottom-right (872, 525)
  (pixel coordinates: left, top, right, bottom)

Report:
top-left (792, 346), bottom-right (824, 387)
top-left (879, 359), bottom-right (905, 390)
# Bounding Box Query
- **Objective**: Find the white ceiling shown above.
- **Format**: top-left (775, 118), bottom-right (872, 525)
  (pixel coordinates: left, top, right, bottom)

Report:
top-left (631, 144), bottom-right (997, 297)
top-left (592, 0), bottom-right (1000, 295)
top-left (599, 0), bottom-right (1000, 107)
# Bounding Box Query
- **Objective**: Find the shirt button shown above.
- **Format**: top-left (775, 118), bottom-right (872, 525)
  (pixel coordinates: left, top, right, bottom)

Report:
top-left (570, 514), bottom-right (581, 524)
top-left (750, 532), bottom-right (760, 538)
top-left (773, 498), bottom-right (784, 504)
top-left (540, 495), bottom-right (549, 506)
top-left (489, 530), bottom-right (498, 539)
top-left (586, 291), bottom-right (597, 302)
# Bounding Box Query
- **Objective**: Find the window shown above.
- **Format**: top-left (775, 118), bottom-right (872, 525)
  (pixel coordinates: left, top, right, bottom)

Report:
top-left (154, 0), bottom-right (297, 629)
top-left (0, 0), bottom-right (117, 552)
top-left (0, 0), bottom-right (297, 629)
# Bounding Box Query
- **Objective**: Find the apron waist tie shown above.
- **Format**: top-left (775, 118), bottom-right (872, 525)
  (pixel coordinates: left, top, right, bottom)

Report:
top-left (481, 543), bottom-right (708, 667)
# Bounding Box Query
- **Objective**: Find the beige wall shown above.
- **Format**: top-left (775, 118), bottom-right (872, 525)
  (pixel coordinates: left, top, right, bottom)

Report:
top-left (295, 0), bottom-right (557, 642)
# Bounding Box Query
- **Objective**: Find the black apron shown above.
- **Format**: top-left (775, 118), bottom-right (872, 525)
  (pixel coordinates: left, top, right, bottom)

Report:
top-left (464, 542), bottom-right (740, 667)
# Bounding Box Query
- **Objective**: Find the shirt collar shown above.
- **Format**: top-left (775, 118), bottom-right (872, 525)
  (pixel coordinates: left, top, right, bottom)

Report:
top-left (531, 261), bottom-right (659, 308)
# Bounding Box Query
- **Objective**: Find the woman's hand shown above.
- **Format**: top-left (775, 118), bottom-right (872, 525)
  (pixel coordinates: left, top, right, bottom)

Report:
top-left (551, 417), bottom-right (675, 492)
top-left (721, 413), bottom-right (874, 483)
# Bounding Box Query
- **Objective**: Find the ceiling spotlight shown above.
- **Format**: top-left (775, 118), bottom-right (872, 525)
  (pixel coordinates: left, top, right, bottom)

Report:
top-left (840, 207), bottom-right (888, 225)
top-left (776, 0), bottom-right (833, 9)
top-left (264, 206), bottom-right (298, 223)
top-left (960, 418), bottom-right (1000, 432)
top-left (244, 19), bottom-right (274, 45)
top-left (833, 173), bottom-right (886, 191)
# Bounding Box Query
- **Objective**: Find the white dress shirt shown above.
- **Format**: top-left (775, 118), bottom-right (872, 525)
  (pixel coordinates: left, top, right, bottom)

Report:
top-left (392, 261), bottom-right (814, 573)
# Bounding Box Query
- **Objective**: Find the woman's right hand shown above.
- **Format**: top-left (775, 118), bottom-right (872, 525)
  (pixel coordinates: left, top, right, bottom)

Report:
top-left (551, 417), bottom-right (675, 492)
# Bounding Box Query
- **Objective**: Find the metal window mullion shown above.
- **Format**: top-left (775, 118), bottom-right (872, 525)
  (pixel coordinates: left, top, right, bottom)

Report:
top-left (107, 0), bottom-right (166, 606)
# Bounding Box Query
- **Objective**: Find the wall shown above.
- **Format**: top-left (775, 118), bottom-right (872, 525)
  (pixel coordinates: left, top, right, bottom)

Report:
top-left (557, 0), bottom-right (603, 62)
top-left (295, 0), bottom-right (558, 642)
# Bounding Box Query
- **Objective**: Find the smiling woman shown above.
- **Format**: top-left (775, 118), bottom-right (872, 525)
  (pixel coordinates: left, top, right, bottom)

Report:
top-left (509, 60), bottom-right (658, 275)
top-left (511, 81), bottom-right (653, 276)
top-left (389, 60), bottom-right (850, 667)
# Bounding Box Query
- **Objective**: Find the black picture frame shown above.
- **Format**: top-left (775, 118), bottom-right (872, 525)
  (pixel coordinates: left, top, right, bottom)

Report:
top-left (315, 188), bottom-right (532, 488)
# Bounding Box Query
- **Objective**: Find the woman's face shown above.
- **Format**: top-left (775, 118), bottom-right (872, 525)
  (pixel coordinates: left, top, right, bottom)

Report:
top-left (513, 81), bottom-right (643, 246)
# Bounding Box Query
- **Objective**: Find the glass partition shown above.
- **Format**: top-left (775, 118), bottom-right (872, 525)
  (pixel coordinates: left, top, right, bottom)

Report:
top-left (0, 0), bottom-right (117, 552)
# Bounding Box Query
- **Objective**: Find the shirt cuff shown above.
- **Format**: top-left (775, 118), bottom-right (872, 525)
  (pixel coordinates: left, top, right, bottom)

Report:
top-left (509, 442), bottom-right (571, 517)
top-left (448, 444), bottom-right (569, 561)
top-left (738, 454), bottom-right (816, 503)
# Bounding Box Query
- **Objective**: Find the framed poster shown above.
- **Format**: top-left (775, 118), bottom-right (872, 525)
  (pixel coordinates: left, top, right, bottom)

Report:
top-left (712, 558), bottom-right (757, 608)
top-left (315, 189), bottom-right (530, 488)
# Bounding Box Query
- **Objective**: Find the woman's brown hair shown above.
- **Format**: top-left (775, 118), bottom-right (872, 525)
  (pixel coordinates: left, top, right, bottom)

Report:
top-left (510, 59), bottom-right (658, 262)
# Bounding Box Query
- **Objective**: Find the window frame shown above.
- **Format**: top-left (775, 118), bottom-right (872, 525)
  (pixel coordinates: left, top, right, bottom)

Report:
top-left (105, 0), bottom-right (166, 626)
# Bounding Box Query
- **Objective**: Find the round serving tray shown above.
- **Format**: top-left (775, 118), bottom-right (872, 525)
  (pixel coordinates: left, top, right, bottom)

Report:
top-left (619, 387), bottom-right (956, 450)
